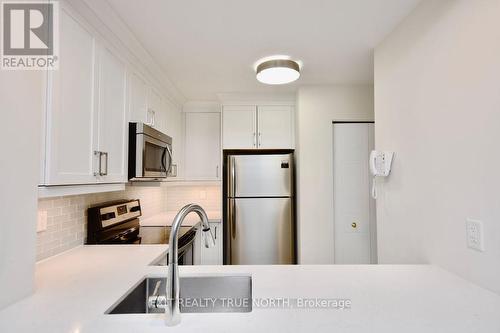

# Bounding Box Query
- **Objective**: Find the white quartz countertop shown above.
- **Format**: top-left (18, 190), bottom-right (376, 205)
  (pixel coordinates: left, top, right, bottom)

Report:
top-left (140, 211), bottom-right (221, 227)
top-left (1, 245), bottom-right (500, 333)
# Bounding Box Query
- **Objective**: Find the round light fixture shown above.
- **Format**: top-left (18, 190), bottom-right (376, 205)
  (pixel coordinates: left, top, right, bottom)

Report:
top-left (256, 59), bottom-right (300, 85)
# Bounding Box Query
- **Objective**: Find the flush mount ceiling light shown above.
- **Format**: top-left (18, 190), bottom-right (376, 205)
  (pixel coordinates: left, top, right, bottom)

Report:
top-left (256, 58), bottom-right (301, 85)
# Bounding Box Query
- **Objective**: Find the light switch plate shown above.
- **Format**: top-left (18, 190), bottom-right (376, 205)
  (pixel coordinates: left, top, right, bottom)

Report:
top-left (466, 218), bottom-right (484, 252)
top-left (37, 211), bottom-right (48, 232)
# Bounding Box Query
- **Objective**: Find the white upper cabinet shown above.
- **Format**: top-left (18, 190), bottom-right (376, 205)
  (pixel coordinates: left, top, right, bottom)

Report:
top-left (147, 87), bottom-right (167, 133)
top-left (129, 75), bottom-right (168, 134)
top-left (257, 106), bottom-right (294, 149)
top-left (43, 10), bottom-right (129, 186)
top-left (184, 112), bottom-right (221, 180)
top-left (96, 46), bottom-right (127, 183)
top-left (40, 4), bottom-right (184, 192)
top-left (128, 73), bottom-right (149, 125)
top-left (222, 106), bottom-right (257, 149)
top-left (165, 101), bottom-right (184, 179)
top-left (222, 105), bottom-right (294, 149)
top-left (44, 9), bottom-right (97, 185)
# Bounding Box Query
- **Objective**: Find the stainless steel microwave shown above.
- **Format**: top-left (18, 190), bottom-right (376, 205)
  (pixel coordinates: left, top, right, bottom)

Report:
top-left (128, 122), bottom-right (172, 181)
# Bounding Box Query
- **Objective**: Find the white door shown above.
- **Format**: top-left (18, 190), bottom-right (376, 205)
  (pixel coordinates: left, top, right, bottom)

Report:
top-left (45, 10), bottom-right (97, 185)
top-left (222, 106), bottom-right (256, 149)
top-left (128, 73), bottom-right (149, 125)
top-left (200, 222), bottom-right (222, 265)
top-left (184, 112), bottom-right (221, 180)
top-left (333, 123), bottom-right (376, 264)
top-left (257, 106), bottom-right (294, 149)
top-left (96, 46), bottom-right (127, 183)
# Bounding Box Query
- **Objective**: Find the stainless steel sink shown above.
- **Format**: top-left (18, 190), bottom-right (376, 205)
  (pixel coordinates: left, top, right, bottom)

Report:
top-left (107, 276), bottom-right (252, 314)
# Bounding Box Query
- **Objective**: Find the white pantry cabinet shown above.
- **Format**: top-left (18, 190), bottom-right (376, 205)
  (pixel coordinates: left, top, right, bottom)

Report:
top-left (200, 222), bottom-right (223, 265)
top-left (42, 9), bottom-right (127, 186)
top-left (184, 112), bottom-right (221, 180)
top-left (222, 105), bottom-right (294, 149)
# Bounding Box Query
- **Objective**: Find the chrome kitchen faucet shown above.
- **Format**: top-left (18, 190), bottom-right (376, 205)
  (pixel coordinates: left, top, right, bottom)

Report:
top-left (148, 204), bottom-right (215, 326)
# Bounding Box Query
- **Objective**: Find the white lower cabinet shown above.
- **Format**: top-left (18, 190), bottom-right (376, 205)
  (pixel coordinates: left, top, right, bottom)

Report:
top-left (200, 222), bottom-right (223, 265)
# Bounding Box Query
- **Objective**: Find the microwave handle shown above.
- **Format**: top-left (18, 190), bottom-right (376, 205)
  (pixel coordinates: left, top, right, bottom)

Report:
top-left (162, 145), bottom-right (173, 174)
top-left (166, 146), bottom-right (173, 174)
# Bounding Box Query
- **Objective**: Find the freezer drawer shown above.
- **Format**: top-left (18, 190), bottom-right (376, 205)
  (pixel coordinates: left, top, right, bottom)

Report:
top-left (227, 154), bottom-right (293, 197)
top-left (227, 197), bottom-right (294, 265)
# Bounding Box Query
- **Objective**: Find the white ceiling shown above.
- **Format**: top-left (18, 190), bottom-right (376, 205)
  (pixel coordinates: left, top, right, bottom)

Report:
top-left (107, 0), bottom-right (420, 101)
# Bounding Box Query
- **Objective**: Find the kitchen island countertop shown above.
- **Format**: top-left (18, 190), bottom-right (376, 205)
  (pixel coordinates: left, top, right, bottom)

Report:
top-left (0, 245), bottom-right (499, 333)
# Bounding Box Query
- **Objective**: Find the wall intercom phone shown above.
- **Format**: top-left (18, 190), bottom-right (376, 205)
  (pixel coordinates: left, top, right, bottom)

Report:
top-left (369, 150), bottom-right (394, 199)
top-left (369, 151), bottom-right (394, 177)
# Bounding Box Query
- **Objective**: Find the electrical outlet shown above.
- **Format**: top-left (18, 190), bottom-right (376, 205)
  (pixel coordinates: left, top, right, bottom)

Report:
top-left (466, 219), bottom-right (484, 252)
top-left (37, 211), bottom-right (48, 232)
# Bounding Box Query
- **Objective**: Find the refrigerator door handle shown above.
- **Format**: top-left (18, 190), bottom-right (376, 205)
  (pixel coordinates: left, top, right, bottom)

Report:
top-left (230, 156), bottom-right (237, 197)
top-left (231, 199), bottom-right (236, 240)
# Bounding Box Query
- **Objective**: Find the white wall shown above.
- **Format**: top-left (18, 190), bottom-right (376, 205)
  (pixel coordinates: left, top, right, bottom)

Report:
top-left (375, 0), bottom-right (500, 293)
top-left (0, 71), bottom-right (43, 309)
top-left (296, 85), bottom-right (374, 264)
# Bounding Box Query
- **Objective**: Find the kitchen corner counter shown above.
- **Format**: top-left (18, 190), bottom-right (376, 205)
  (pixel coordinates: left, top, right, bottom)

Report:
top-left (1, 246), bottom-right (500, 333)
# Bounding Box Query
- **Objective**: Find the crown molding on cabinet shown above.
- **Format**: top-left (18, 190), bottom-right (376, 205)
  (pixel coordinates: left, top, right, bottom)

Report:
top-left (65, 0), bottom-right (186, 108)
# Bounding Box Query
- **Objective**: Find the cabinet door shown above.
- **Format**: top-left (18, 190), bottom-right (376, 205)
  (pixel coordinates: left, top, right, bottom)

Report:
top-left (96, 46), bottom-right (127, 183)
top-left (257, 106), bottom-right (294, 149)
top-left (222, 106), bottom-right (256, 149)
top-left (148, 87), bottom-right (167, 133)
top-left (128, 73), bottom-right (149, 125)
top-left (184, 112), bottom-right (221, 180)
top-left (201, 222), bottom-right (222, 265)
top-left (45, 10), bottom-right (98, 185)
top-left (165, 101), bottom-right (184, 179)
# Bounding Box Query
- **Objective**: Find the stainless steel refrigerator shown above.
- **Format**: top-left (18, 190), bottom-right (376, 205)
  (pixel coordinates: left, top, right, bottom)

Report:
top-left (224, 153), bottom-right (295, 265)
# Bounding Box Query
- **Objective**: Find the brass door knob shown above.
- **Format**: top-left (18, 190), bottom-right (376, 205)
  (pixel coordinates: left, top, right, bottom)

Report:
top-left (351, 222), bottom-right (357, 228)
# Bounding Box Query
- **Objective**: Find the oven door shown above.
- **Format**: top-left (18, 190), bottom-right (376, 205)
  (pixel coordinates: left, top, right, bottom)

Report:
top-left (136, 134), bottom-right (172, 179)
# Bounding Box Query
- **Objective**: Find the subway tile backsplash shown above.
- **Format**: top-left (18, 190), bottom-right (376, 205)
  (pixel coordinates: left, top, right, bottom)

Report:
top-left (36, 184), bottom-right (221, 261)
top-left (36, 185), bottom-right (167, 261)
top-left (165, 185), bottom-right (221, 212)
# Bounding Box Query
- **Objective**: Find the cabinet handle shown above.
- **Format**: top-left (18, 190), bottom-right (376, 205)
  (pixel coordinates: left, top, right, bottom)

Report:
top-left (101, 152), bottom-right (108, 176)
top-left (214, 226), bottom-right (217, 240)
top-left (253, 132), bottom-right (256, 147)
top-left (258, 132), bottom-right (262, 147)
top-left (216, 165), bottom-right (219, 178)
top-left (94, 151), bottom-right (101, 176)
